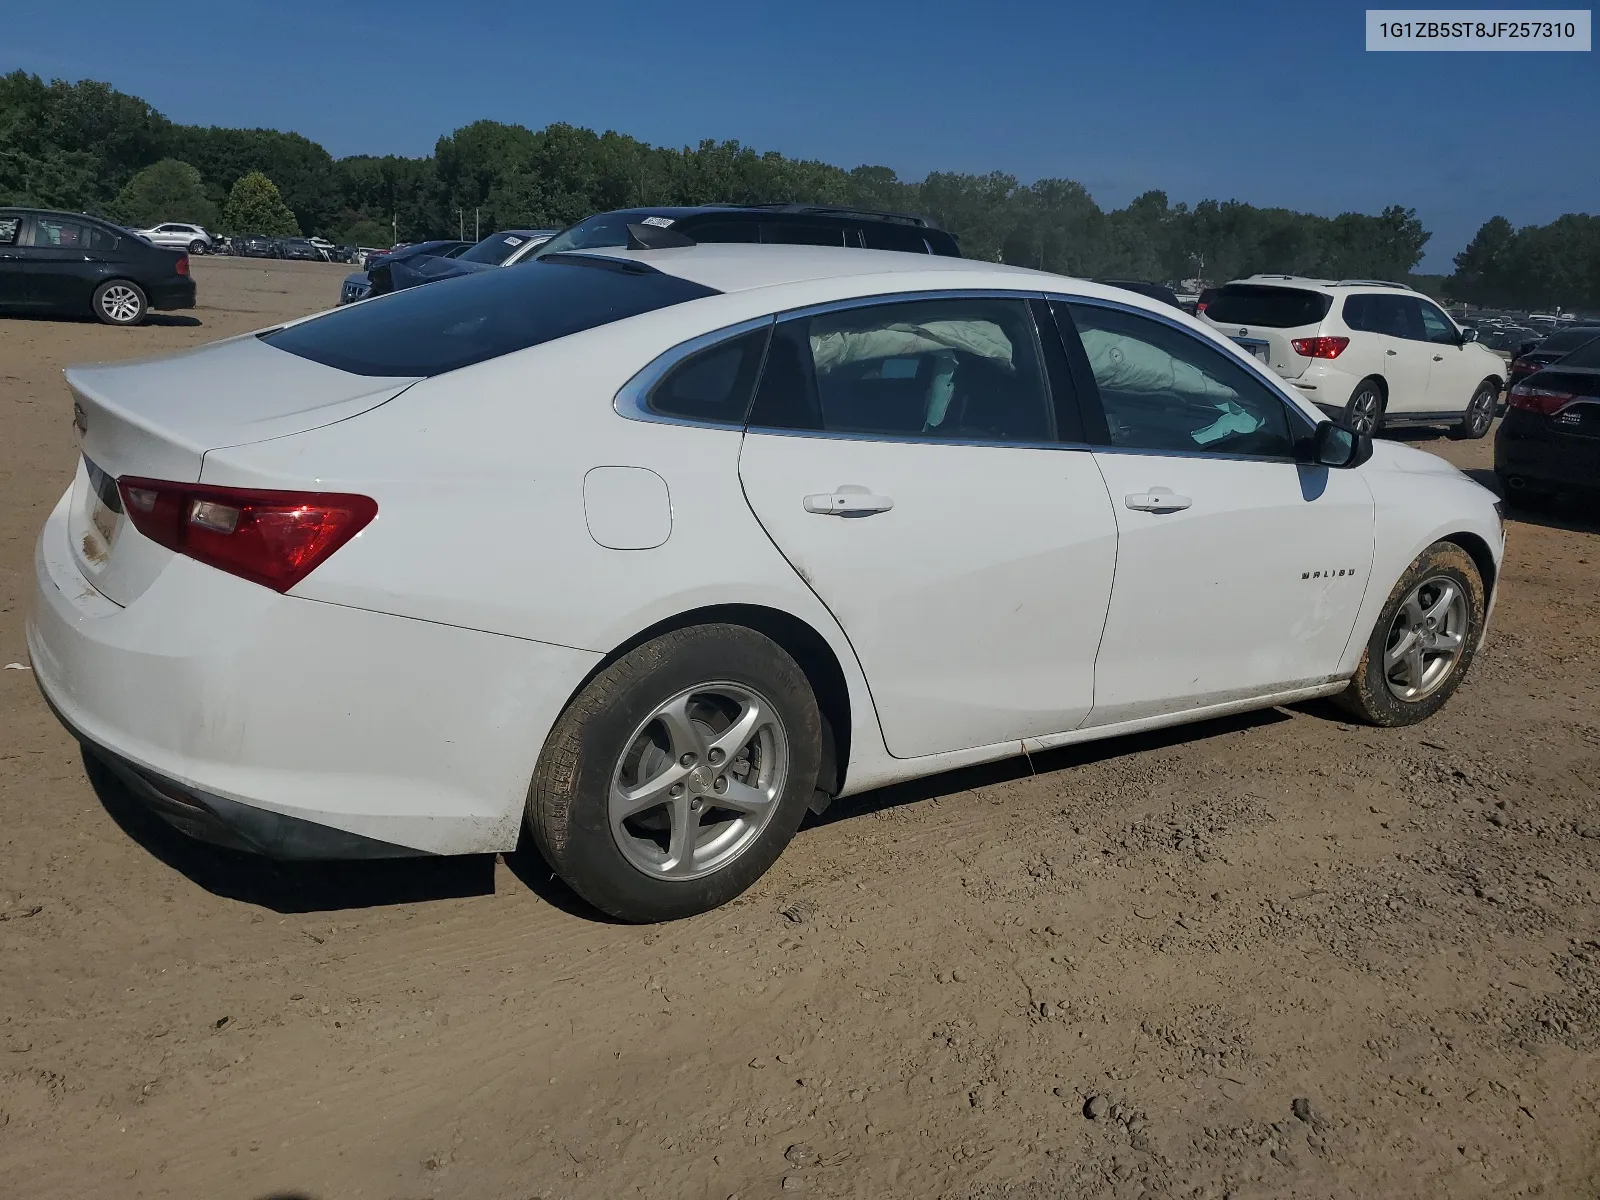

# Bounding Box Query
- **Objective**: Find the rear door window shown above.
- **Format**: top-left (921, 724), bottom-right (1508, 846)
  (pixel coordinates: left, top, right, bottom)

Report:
top-left (264, 255), bottom-right (719, 377)
top-left (1204, 285), bottom-right (1331, 328)
top-left (748, 296), bottom-right (1055, 443)
top-left (27, 216), bottom-right (90, 249)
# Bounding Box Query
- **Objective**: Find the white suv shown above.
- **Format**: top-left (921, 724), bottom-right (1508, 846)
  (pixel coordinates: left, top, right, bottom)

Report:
top-left (1201, 276), bottom-right (1504, 438)
top-left (137, 222), bottom-right (213, 254)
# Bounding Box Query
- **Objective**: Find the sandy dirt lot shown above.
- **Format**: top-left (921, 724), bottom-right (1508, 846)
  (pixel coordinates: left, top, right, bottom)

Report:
top-left (2, 257), bottom-right (1597, 1200)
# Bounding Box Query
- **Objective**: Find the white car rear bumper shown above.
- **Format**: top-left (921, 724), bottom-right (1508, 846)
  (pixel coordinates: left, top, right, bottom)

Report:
top-left (27, 488), bottom-right (599, 857)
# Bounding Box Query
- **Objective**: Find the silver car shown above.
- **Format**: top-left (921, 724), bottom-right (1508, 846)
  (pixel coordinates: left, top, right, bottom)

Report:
top-left (136, 222), bottom-right (213, 254)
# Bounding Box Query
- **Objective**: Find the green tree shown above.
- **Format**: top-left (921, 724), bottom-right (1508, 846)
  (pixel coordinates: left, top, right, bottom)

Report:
top-left (221, 170), bottom-right (300, 236)
top-left (110, 158), bottom-right (218, 229)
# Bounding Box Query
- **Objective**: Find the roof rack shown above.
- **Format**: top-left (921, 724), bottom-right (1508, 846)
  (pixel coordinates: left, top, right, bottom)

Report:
top-left (1335, 278), bottom-right (1414, 290)
top-left (729, 202), bottom-right (934, 229)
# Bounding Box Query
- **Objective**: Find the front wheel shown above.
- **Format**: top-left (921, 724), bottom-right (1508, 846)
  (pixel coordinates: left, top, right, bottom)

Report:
top-left (92, 279), bottom-right (147, 326)
top-left (1344, 380), bottom-right (1385, 435)
top-left (1450, 381), bottom-right (1498, 440)
top-left (527, 624), bottom-right (822, 922)
top-left (188, 240), bottom-right (206, 254)
top-left (1334, 542), bottom-right (1485, 727)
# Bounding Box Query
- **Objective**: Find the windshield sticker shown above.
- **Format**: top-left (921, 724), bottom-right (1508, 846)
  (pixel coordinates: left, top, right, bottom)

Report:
top-left (503, 236), bottom-right (523, 246)
top-left (640, 216), bottom-right (675, 228)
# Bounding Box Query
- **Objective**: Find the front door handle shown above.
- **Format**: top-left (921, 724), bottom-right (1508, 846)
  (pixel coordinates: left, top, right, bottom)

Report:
top-left (1125, 488), bottom-right (1192, 513)
top-left (803, 486), bottom-right (894, 516)
top-left (1433, 354), bottom-right (1444, 361)
top-left (1386, 349), bottom-right (1398, 356)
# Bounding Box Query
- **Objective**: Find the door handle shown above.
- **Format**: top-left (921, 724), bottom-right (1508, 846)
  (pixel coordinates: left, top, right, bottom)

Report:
top-left (1125, 489), bottom-right (1192, 513)
top-left (1386, 349), bottom-right (1398, 356)
top-left (803, 486), bottom-right (894, 516)
top-left (1433, 355), bottom-right (1444, 361)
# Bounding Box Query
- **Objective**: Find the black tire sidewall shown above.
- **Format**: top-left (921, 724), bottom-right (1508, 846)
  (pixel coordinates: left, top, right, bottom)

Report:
top-left (530, 625), bottom-right (822, 922)
top-left (1349, 545), bottom-right (1484, 726)
top-left (1454, 382), bottom-right (1497, 439)
top-left (93, 280), bottom-right (147, 326)
top-left (189, 240), bottom-right (206, 254)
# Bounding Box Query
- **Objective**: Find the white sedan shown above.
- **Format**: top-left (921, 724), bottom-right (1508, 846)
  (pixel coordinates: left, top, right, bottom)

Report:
top-left (29, 244), bottom-right (1504, 922)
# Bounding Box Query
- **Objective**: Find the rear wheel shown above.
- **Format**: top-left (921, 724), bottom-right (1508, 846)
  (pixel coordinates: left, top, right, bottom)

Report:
top-left (527, 624), bottom-right (822, 922)
top-left (188, 239), bottom-right (206, 254)
top-left (1450, 381), bottom-right (1498, 440)
top-left (1334, 542), bottom-right (1484, 726)
top-left (92, 279), bottom-right (147, 326)
top-left (1344, 379), bottom-right (1385, 435)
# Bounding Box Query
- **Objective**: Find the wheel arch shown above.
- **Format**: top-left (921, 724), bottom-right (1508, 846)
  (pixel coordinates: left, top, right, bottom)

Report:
top-left (567, 603), bottom-right (853, 808)
top-left (1440, 530), bottom-right (1498, 608)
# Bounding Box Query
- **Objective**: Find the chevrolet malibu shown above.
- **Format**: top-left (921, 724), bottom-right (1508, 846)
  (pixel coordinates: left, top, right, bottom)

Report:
top-left (29, 244), bottom-right (1504, 922)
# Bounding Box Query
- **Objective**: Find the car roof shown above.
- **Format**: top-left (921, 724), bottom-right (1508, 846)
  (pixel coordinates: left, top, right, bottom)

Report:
top-left (580, 204), bottom-right (943, 230)
top-left (566, 243), bottom-right (1167, 308)
top-left (1221, 275), bottom-right (1419, 296)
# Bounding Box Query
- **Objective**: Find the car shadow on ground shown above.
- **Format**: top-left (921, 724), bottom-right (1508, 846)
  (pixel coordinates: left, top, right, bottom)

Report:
top-left (83, 748), bottom-right (496, 913)
top-left (0, 312), bottom-right (202, 328)
top-left (1460, 467), bottom-right (1600, 535)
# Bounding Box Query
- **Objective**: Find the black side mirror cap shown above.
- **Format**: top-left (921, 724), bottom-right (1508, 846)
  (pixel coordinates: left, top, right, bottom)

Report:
top-left (1302, 420), bottom-right (1372, 469)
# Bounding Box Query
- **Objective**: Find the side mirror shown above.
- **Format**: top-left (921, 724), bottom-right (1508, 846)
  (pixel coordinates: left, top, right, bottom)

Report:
top-left (1305, 420), bottom-right (1371, 469)
top-left (1460, 327), bottom-right (1479, 344)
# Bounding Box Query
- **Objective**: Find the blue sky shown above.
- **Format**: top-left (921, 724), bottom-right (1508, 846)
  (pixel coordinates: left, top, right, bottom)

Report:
top-left (6, 0), bottom-right (1596, 271)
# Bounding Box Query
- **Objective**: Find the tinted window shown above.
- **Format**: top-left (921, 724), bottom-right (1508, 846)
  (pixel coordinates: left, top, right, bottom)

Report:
top-left (647, 327), bottom-right (771, 423)
top-left (1557, 335), bottom-right (1600, 369)
top-left (680, 220), bottom-right (760, 244)
top-left (762, 222), bottom-right (853, 247)
top-left (1540, 326), bottom-right (1600, 352)
top-left (0, 216), bottom-right (20, 246)
top-left (29, 217), bottom-right (90, 249)
top-left (264, 256), bottom-right (719, 377)
top-left (1344, 294), bottom-right (1421, 339)
top-left (860, 224), bottom-right (931, 254)
top-left (1067, 303), bottom-right (1295, 457)
top-left (1205, 285), bottom-right (1331, 328)
top-left (749, 297), bottom-right (1054, 443)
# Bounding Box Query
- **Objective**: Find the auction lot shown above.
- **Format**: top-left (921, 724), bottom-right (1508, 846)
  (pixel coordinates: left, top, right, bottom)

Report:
top-left (2, 256), bottom-right (1597, 1198)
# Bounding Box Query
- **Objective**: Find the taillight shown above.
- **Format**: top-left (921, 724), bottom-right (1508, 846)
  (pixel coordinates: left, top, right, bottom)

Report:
top-left (175, 253), bottom-right (190, 276)
top-left (1507, 384), bottom-right (1575, 416)
top-left (1195, 302), bottom-right (1208, 313)
top-left (1290, 336), bottom-right (1350, 359)
top-left (116, 478), bottom-right (376, 592)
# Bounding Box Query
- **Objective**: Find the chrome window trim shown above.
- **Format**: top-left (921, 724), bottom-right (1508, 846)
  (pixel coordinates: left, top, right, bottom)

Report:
top-left (1049, 292), bottom-right (1321, 465)
top-left (614, 315), bottom-right (776, 429)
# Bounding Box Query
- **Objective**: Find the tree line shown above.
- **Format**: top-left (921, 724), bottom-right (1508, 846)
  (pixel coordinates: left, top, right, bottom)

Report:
top-left (2, 70), bottom-right (1591, 308)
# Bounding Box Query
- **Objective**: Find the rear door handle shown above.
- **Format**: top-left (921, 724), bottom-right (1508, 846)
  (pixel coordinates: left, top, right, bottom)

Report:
top-left (1125, 489), bottom-right (1192, 513)
top-left (1386, 349), bottom-right (1398, 356)
top-left (1433, 354), bottom-right (1444, 361)
top-left (803, 486), bottom-right (894, 516)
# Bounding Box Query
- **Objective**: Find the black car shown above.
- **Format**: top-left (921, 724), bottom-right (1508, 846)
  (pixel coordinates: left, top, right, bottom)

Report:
top-left (278, 237), bottom-right (325, 262)
top-left (236, 234), bottom-right (279, 259)
top-left (1496, 332), bottom-right (1600, 507)
top-left (1507, 325), bottom-right (1600, 389)
top-left (0, 207), bottom-right (195, 326)
top-left (1094, 279), bottom-right (1181, 308)
top-left (343, 240), bottom-right (474, 304)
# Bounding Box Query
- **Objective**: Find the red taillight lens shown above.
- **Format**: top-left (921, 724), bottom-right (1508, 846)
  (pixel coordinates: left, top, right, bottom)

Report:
top-left (116, 478), bottom-right (376, 592)
top-left (175, 253), bottom-right (190, 276)
top-left (1507, 384), bottom-right (1575, 416)
top-left (1291, 336), bottom-right (1350, 359)
top-left (1195, 302), bottom-right (1208, 313)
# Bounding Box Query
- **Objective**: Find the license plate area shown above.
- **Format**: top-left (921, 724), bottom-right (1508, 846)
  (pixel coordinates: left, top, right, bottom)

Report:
top-left (85, 457), bottom-right (123, 546)
top-left (1233, 337), bottom-right (1271, 366)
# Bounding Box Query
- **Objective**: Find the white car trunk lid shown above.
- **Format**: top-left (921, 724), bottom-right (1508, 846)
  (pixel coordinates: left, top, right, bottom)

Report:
top-left (65, 334), bottom-right (416, 606)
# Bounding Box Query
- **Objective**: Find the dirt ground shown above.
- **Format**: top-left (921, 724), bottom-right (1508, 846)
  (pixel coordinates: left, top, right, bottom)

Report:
top-left (2, 257), bottom-right (1597, 1200)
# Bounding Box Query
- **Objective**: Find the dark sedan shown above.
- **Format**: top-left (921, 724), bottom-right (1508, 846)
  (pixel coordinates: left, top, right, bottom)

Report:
top-left (0, 207), bottom-right (194, 326)
top-left (1496, 332), bottom-right (1600, 508)
top-left (236, 234), bottom-right (279, 259)
top-left (1507, 325), bottom-right (1600, 389)
top-left (341, 240), bottom-right (473, 304)
top-left (278, 237), bottom-right (325, 262)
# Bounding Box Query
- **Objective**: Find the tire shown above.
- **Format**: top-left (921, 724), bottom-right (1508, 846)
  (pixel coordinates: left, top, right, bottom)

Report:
top-left (527, 624), bottom-right (823, 922)
top-left (1334, 542), bottom-right (1485, 727)
top-left (1450, 381), bottom-right (1498, 440)
top-left (188, 240), bottom-right (206, 254)
top-left (1344, 379), bottom-right (1385, 435)
top-left (92, 279), bottom-right (147, 326)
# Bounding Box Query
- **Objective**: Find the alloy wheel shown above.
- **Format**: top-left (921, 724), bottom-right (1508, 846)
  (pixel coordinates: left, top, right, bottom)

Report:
top-left (1468, 387), bottom-right (1495, 436)
top-left (1348, 387), bottom-right (1381, 434)
top-left (609, 681), bottom-right (789, 881)
top-left (100, 284), bottom-right (142, 323)
top-left (1383, 576), bottom-right (1469, 702)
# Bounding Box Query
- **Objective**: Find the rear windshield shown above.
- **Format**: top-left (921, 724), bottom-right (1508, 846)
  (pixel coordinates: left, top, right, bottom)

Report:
top-left (1538, 326), bottom-right (1600, 353)
top-left (1556, 335), bottom-right (1600, 368)
top-left (458, 232), bottom-right (543, 264)
top-left (1205, 285), bottom-right (1332, 328)
top-left (263, 256), bottom-right (719, 377)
